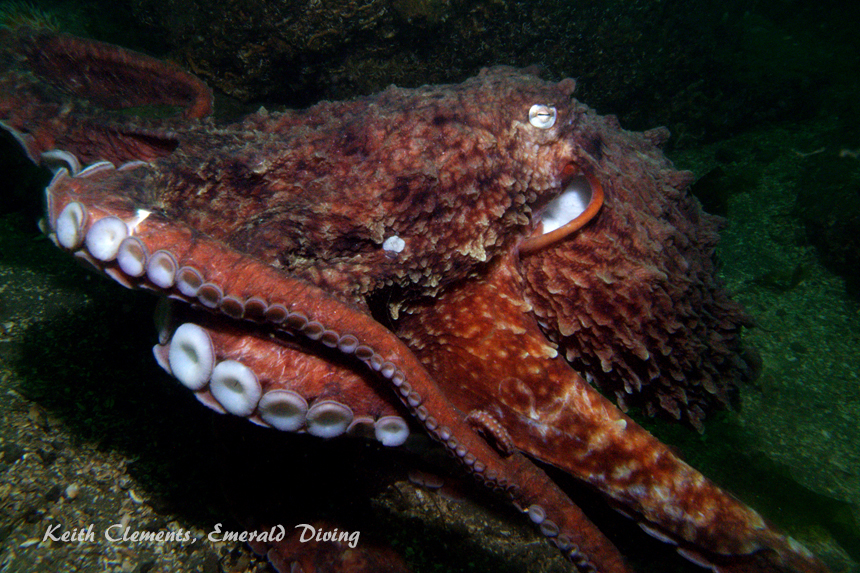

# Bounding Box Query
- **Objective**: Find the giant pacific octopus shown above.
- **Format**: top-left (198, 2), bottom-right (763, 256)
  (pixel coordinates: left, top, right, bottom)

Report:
top-left (0, 29), bottom-right (831, 573)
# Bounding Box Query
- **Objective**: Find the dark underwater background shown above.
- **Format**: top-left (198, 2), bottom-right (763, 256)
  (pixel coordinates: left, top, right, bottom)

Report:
top-left (0, 1), bottom-right (857, 572)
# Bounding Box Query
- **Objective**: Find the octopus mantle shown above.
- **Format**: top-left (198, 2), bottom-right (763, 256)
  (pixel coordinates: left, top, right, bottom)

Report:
top-left (0, 29), bottom-right (829, 573)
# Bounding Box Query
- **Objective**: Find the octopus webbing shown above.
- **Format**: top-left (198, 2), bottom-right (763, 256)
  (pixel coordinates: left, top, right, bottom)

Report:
top-left (0, 28), bottom-right (830, 573)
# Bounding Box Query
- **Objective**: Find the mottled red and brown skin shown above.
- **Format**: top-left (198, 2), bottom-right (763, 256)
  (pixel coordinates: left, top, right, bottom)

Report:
top-left (518, 116), bottom-right (753, 430)
top-left (0, 29), bottom-right (209, 164)
top-left (87, 69), bottom-right (581, 302)
top-left (0, 29), bottom-right (829, 573)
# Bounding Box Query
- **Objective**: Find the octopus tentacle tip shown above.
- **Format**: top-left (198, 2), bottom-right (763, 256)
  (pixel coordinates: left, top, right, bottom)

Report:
top-left (258, 390), bottom-right (308, 432)
top-left (167, 323), bottom-right (214, 391)
top-left (209, 359), bottom-right (261, 417)
top-left (84, 216), bottom-right (129, 261)
top-left (373, 415), bottom-right (410, 447)
top-left (520, 170), bottom-right (604, 254)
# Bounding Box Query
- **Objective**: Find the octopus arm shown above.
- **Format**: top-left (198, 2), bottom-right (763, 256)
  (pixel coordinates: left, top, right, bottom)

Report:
top-left (397, 252), bottom-right (828, 573)
top-left (0, 28), bottom-right (208, 164)
top-left (41, 162), bottom-right (632, 572)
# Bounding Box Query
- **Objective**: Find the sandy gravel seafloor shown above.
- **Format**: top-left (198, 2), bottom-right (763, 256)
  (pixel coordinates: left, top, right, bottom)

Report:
top-left (0, 116), bottom-right (857, 573)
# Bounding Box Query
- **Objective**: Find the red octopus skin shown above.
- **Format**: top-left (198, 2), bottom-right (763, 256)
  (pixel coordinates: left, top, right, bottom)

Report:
top-left (0, 28), bottom-right (830, 573)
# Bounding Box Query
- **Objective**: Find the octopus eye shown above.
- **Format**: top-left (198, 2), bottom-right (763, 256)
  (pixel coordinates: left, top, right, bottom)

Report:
top-left (528, 104), bottom-right (557, 129)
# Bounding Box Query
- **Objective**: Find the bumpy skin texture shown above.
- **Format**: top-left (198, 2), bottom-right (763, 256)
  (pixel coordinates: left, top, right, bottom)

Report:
top-left (0, 30), bottom-right (828, 573)
top-left (519, 116), bottom-right (754, 430)
top-left (119, 69), bottom-right (579, 301)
